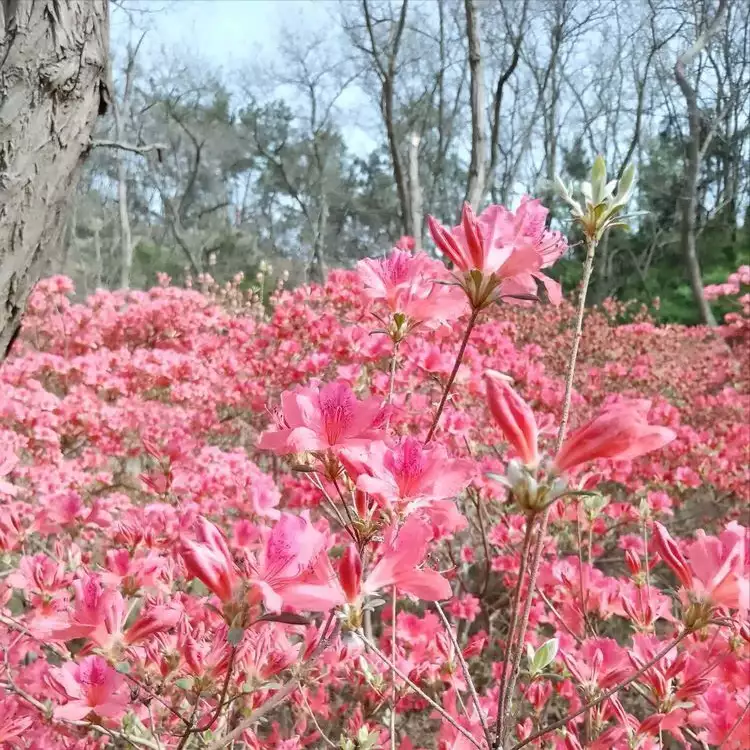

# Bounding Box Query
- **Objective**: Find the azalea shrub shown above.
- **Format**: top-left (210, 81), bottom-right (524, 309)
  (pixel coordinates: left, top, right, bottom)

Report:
top-left (0, 162), bottom-right (748, 750)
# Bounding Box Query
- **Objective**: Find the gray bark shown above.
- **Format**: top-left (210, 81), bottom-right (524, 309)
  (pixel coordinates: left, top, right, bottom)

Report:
top-left (0, 0), bottom-right (109, 357)
top-left (674, 0), bottom-right (729, 326)
top-left (464, 0), bottom-right (487, 211)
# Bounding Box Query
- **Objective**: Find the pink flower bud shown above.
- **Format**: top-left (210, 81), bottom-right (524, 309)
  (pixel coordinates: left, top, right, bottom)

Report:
top-left (125, 606), bottom-right (181, 646)
top-left (676, 676), bottom-right (711, 700)
top-left (460, 203), bottom-right (485, 270)
top-left (638, 714), bottom-right (665, 736)
top-left (181, 518), bottom-right (237, 603)
top-left (653, 522), bottom-right (693, 589)
top-left (625, 550), bottom-right (641, 575)
top-left (484, 371), bottom-right (539, 466)
top-left (554, 401), bottom-right (676, 474)
top-left (338, 545), bottom-right (362, 604)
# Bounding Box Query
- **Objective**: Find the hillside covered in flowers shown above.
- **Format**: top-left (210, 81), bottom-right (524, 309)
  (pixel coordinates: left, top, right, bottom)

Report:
top-left (0, 179), bottom-right (748, 750)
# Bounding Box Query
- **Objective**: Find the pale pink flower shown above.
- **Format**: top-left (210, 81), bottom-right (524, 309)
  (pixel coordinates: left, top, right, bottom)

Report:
top-left (0, 695), bottom-right (33, 745)
top-left (181, 517), bottom-right (238, 603)
top-left (0, 446), bottom-right (18, 497)
top-left (258, 381), bottom-right (385, 454)
top-left (246, 513), bottom-right (340, 612)
top-left (554, 400), bottom-right (676, 474)
top-left (345, 437), bottom-right (473, 515)
top-left (654, 522), bottom-right (748, 612)
top-left (363, 515), bottom-right (452, 601)
top-left (48, 655), bottom-right (129, 722)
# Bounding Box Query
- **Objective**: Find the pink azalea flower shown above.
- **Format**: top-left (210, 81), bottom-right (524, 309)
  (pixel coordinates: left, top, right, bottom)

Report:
top-left (362, 515), bottom-right (452, 601)
top-left (246, 513), bottom-right (340, 612)
top-left (258, 381), bottom-right (385, 454)
top-left (653, 522), bottom-right (748, 612)
top-left (0, 446), bottom-right (18, 497)
top-left (0, 695), bottom-right (34, 745)
top-left (181, 517), bottom-right (238, 603)
top-left (48, 655), bottom-right (129, 722)
top-left (427, 199), bottom-right (565, 309)
top-left (357, 249), bottom-right (467, 329)
top-left (344, 437), bottom-right (473, 515)
top-left (554, 399), bottom-right (676, 474)
top-left (428, 202), bottom-right (540, 278)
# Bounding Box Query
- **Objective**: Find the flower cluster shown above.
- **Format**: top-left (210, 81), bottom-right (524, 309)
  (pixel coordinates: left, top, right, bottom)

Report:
top-left (0, 189), bottom-right (747, 750)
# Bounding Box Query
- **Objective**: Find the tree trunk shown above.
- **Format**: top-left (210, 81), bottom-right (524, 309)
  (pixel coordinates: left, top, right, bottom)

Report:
top-left (309, 194), bottom-right (328, 284)
top-left (116, 136), bottom-right (133, 288)
top-left (0, 0), bottom-right (109, 357)
top-left (673, 0), bottom-right (728, 326)
top-left (463, 0), bottom-right (486, 211)
top-left (407, 132), bottom-right (423, 248)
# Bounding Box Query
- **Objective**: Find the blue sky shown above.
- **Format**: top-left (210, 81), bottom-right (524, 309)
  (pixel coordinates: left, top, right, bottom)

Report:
top-left (111, 1), bottom-right (378, 154)
top-left (112, 1), bottom-right (339, 70)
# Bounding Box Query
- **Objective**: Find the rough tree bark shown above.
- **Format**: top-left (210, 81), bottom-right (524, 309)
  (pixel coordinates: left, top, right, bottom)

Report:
top-left (463, 0), bottom-right (487, 211)
top-left (674, 0), bottom-right (729, 326)
top-left (0, 0), bottom-right (109, 358)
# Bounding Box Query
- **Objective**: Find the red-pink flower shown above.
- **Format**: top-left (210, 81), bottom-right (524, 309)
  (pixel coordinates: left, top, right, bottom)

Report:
top-left (356, 249), bottom-right (466, 328)
top-left (258, 381), bottom-right (385, 454)
top-left (181, 517), bottom-right (238, 603)
top-left (247, 513), bottom-right (340, 612)
top-left (554, 400), bottom-right (676, 474)
top-left (48, 655), bottom-right (129, 722)
top-left (345, 437), bottom-right (473, 515)
top-left (484, 371), bottom-right (539, 466)
top-left (427, 199), bottom-right (565, 309)
top-left (653, 522), bottom-right (748, 612)
top-left (363, 515), bottom-right (452, 601)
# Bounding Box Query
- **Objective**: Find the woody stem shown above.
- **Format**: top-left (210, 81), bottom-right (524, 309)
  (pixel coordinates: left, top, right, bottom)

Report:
top-left (510, 629), bottom-right (693, 750)
top-left (497, 235), bottom-right (598, 749)
top-left (495, 516), bottom-right (536, 743)
top-left (425, 307), bottom-right (480, 443)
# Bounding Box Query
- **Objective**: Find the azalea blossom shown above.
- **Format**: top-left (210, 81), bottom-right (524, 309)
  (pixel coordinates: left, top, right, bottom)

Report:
top-left (343, 437), bottom-right (473, 515)
top-left (362, 514), bottom-right (452, 601)
top-left (246, 512), bottom-right (340, 612)
top-left (48, 655), bottom-right (129, 722)
top-left (258, 381), bottom-right (385, 454)
top-left (553, 399), bottom-right (677, 473)
top-left (427, 199), bottom-right (565, 309)
top-left (653, 522), bottom-right (748, 613)
top-left (356, 249), bottom-right (466, 332)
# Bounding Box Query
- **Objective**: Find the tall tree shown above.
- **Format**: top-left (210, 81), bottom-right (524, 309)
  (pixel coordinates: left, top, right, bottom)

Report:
top-left (0, 0), bottom-right (109, 356)
top-left (673, 0), bottom-right (729, 326)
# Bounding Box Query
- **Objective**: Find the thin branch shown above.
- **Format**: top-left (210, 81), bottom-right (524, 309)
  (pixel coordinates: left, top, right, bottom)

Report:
top-left (358, 630), bottom-right (485, 749)
top-left (91, 139), bottom-right (167, 156)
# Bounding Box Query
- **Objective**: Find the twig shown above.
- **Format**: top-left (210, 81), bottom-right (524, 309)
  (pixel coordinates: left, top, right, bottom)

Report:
top-left (91, 139), bottom-right (168, 156)
top-left (495, 516), bottom-right (536, 742)
top-left (497, 235), bottom-right (598, 748)
top-left (426, 308), bottom-right (480, 443)
top-left (435, 602), bottom-right (491, 746)
top-left (207, 613), bottom-right (338, 750)
top-left (357, 630), bottom-right (485, 749)
top-left (510, 629), bottom-right (693, 750)
top-left (391, 586), bottom-right (398, 750)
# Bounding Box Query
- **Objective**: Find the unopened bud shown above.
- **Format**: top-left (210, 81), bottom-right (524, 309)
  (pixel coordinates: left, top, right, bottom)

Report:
top-left (625, 550), bottom-right (641, 575)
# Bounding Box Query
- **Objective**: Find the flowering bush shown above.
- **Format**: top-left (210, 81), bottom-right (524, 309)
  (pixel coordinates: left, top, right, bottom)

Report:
top-left (0, 163), bottom-right (748, 750)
